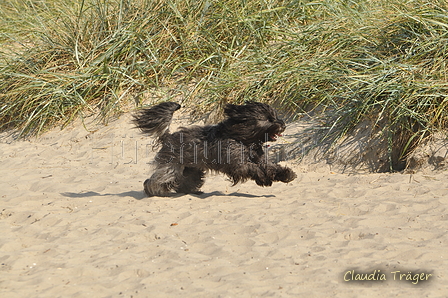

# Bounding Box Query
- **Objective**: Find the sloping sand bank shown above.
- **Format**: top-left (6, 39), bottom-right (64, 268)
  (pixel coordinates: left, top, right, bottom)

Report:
top-left (1, 113), bottom-right (447, 297)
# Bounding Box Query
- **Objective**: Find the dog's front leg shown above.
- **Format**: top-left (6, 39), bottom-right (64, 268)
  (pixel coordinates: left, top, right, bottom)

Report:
top-left (271, 164), bottom-right (297, 183)
top-left (256, 163), bottom-right (297, 185)
top-left (225, 163), bottom-right (273, 186)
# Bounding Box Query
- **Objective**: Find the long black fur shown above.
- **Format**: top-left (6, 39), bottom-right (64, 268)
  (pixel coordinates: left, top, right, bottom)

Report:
top-left (133, 101), bottom-right (296, 196)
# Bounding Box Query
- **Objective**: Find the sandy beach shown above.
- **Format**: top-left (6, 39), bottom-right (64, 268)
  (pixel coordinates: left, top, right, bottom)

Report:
top-left (1, 112), bottom-right (447, 297)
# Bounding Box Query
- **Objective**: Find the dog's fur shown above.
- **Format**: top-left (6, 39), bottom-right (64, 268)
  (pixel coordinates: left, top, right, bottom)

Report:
top-left (133, 101), bottom-right (296, 196)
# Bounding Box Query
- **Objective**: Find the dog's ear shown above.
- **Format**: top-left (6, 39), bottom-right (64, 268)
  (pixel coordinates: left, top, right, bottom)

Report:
top-left (223, 104), bottom-right (243, 119)
top-left (223, 103), bottom-right (256, 121)
top-left (224, 102), bottom-right (272, 119)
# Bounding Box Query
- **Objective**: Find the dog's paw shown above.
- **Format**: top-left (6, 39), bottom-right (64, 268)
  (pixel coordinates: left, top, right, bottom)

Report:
top-left (275, 167), bottom-right (297, 183)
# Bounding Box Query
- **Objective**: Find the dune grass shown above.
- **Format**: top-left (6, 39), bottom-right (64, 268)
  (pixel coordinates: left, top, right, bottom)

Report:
top-left (1, 0), bottom-right (448, 170)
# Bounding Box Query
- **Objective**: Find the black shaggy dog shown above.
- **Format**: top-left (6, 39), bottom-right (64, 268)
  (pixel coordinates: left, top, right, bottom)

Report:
top-left (133, 101), bottom-right (296, 196)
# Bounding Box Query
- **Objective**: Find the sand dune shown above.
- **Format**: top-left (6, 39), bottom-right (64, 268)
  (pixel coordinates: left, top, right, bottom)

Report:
top-left (1, 113), bottom-right (447, 297)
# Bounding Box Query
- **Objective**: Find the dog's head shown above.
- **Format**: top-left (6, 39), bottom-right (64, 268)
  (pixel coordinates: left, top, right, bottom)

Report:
top-left (223, 101), bottom-right (286, 144)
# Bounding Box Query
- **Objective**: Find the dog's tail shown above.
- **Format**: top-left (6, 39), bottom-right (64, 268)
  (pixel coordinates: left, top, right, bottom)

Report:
top-left (133, 102), bottom-right (181, 139)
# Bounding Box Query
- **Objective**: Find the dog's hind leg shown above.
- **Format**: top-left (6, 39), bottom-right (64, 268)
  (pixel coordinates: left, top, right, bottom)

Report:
top-left (143, 165), bottom-right (180, 196)
top-left (143, 177), bottom-right (169, 196)
top-left (175, 167), bottom-right (205, 194)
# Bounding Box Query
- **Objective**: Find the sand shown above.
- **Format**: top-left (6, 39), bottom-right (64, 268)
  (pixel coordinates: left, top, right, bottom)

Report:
top-left (1, 111), bottom-right (447, 297)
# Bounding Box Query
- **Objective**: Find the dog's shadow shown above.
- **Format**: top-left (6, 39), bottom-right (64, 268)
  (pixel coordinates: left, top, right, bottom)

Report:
top-left (194, 191), bottom-right (275, 199)
top-left (61, 191), bottom-right (147, 200)
top-left (61, 190), bottom-right (275, 200)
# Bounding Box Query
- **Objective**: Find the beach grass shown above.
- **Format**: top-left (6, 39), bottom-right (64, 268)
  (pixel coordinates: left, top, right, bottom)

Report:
top-left (1, 0), bottom-right (447, 170)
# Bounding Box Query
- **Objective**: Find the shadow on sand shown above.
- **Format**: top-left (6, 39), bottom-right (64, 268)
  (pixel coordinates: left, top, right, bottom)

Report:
top-left (61, 190), bottom-right (275, 200)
